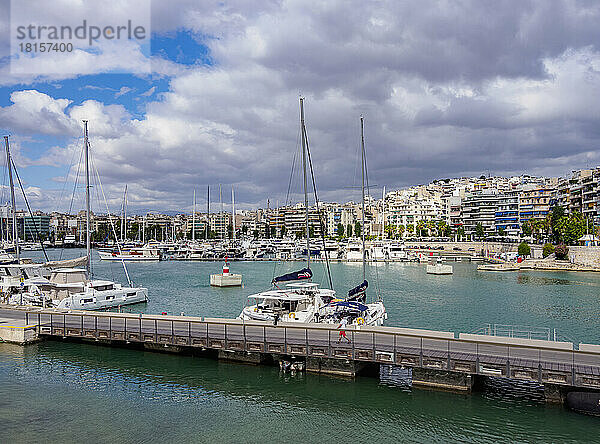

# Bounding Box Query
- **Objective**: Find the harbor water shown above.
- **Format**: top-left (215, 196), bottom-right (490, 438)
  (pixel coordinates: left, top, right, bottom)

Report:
top-left (2, 249), bottom-right (600, 442)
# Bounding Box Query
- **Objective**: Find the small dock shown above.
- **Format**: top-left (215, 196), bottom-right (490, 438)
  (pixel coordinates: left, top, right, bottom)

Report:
top-left (2, 305), bottom-right (600, 405)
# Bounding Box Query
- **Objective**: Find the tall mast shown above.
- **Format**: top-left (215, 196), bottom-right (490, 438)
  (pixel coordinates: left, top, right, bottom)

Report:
top-left (300, 97), bottom-right (310, 270)
top-left (206, 185), bottom-right (210, 239)
top-left (123, 184), bottom-right (128, 241)
top-left (231, 186), bottom-right (236, 242)
top-left (360, 116), bottom-right (366, 282)
top-left (4, 136), bottom-right (19, 262)
top-left (382, 185), bottom-right (385, 240)
top-left (219, 184), bottom-right (223, 239)
top-left (192, 188), bottom-right (196, 241)
top-left (83, 121), bottom-right (91, 274)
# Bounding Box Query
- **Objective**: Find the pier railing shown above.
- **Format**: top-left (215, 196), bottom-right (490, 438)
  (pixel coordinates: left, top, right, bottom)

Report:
top-left (11, 307), bottom-right (600, 389)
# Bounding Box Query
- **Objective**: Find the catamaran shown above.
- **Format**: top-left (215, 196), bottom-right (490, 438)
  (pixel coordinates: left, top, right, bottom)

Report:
top-left (4, 123), bottom-right (148, 310)
top-left (239, 100), bottom-right (386, 326)
top-left (318, 116), bottom-right (387, 327)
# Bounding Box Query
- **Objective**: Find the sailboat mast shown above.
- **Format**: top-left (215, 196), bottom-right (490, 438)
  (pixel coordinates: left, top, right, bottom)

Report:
top-left (123, 184), bottom-right (127, 241)
top-left (4, 136), bottom-right (19, 262)
top-left (206, 185), bottom-right (210, 239)
top-left (300, 97), bottom-right (310, 270)
top-left (360, 116), bottom-right (366, 282)
top-left (382, 185), bottom-right (385, 240)
top-left (219, 184), bottom-right (223, 239)
top-left (83, 120), bottom-right (91, 274)
top-left (192, 189), bottom-right (196, 241)
top-left (231, 186), bottom-right (235, 242)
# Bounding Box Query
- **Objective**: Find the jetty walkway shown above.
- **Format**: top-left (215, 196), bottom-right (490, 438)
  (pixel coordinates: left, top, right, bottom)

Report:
top-left (1, 305), bottom-right (599, 404)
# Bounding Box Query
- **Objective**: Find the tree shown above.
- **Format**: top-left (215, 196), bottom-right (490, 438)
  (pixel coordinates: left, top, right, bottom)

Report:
top-left (384, 224), bottom-right (394, 239)
top-left (336, 223), bottom-right (344, 238)
top-left (437, 220), bottom-right (449, 237)
top-left (270, 226), bottom-right (276, 237)
top-left (346, 224), bottom-right (353, 237)
top-left (550, 205), bottom-right (565, 243)
top-left (309, 226), bottom-right (315, 238)
top-left (555, 243), bottom-right (569, 260)
top-left (456, 226), bottom-right (465, 241)
top-left (242, 225), bottom-right (248, 235)
top-left (542, 243), bottom-right (555, 258)
top-left (521, 220), bottom-right (532, 237)
top-left (416, 220), bottom-right (425, 238)
top-left (252, 229), bottom-right (259, 239)
top-left (397, 224), bottom-right (405, 239)
top-left (497, 227), bottom-right (505, 237)
top-left (475, 222), bottom-right (485, 239)
top-left (518, 241), bottom-right (531, 257)
top-left (563, 212), bottom-right (586, 245)
top-left (406, 224), bottom-right (414, 235)
top-left (280, 226), bottom-right (287, 237)
top-left (354, 221), bottom-right (361, 237)
top-left (426, 220), bottom-right (436, 236)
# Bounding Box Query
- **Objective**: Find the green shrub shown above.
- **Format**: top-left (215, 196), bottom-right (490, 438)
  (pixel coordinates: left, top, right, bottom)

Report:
top-left (554, 243), bottom-right (569, 260)
top-left (542, 243), bottom-right (555, 258)
top-left (518, 241), bottom-right (531, 257)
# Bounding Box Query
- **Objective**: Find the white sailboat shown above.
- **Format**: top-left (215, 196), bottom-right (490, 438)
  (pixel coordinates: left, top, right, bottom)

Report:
top-left (239, 98), bottom-right (334, 323)
top-left (8, 122), bottom-right (149, 310)
top-left (318, 116), bottom-right (387, 327)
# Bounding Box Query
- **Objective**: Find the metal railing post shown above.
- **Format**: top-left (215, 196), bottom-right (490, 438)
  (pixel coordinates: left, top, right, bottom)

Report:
top-left (37, 313), bottom-right (40, 334)
top-left (95, 315), bottom-right (98, 338)
top-left (328, 329), bottom-right (331, 357)
top-left (25, 312), bottom-right (28, 324)
top-left (109, 315), bottom-right (112, 338)
top-left (63, 314), bottom-right (66, 335)
top-left (419, 337), bottom-right (423, 367)
top-left (284, 327), bottom-right (287, 354)
top-left (475, 342), bottom-right (479, 373)
top-left (139, 315), bottom-right (142, 336)
top-left (352, 330), bottom-right (355, 359)
top-left (171, 320), bottom-right (174, 344)
top-left (188, 321), bottom-right (191, 345)
top-left (81, 314), bottom-right (84, 333)
top-left (154, 319), bottom-right (157, 338)
top-left (263, 325), bottom-right (266, 352)
top-left (447, 340), bottom-right (451, 370)
top-left (224, 324), bottom-right (228, 350)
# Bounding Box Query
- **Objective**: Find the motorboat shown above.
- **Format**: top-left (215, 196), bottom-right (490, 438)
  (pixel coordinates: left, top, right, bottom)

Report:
top-left (98, 245), bottom-right (161, 261)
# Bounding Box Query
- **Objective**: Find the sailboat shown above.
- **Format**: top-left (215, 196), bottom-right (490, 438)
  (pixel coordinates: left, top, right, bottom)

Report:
top-left (9, 122), bottom-right (148, 310)
top-left (318, 116), bottom-right (387, 327)
top-left (239, 97), bottom-right (335, 323)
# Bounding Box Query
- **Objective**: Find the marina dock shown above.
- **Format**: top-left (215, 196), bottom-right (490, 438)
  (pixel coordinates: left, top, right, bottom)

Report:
top-left (2, 305), bottom-right (599, 405)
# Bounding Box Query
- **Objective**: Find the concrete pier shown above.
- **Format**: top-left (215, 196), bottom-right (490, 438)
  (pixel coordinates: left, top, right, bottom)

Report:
top-left (3, 305), bottom-right (600, 411)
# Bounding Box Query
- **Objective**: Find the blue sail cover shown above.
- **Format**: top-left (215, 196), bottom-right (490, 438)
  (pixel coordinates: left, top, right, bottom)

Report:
top-left (272, 268), bottom-right (313, 284)
top-left (348, 280), bottom-right (368, 297)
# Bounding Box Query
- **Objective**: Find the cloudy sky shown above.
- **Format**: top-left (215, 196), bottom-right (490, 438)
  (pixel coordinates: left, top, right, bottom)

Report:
top-left (0, 0), bottom-right (599, 214)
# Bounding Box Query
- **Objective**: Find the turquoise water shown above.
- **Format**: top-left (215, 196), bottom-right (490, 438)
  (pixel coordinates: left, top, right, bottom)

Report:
top-left (2, 249), bottom-right (600, 442)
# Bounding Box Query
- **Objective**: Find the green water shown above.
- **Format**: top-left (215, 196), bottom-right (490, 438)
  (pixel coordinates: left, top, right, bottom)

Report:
top-left (2, 249), bottom-right (600, 442)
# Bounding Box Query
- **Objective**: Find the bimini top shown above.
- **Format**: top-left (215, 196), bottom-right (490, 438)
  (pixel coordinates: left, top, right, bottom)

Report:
top-left (272, 268), bottom-right (312, 284)
top-left (247, 289), bottom-right (315, 301)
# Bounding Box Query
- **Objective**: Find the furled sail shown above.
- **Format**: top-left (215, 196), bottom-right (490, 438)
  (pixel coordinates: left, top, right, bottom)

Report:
top-left (272, 267), bottom-right (312, 284)
top-left (347, 280), bottom-right (368, 298)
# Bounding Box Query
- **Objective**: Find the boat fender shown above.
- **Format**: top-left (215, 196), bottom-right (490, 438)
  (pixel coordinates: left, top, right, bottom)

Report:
top-left (288, 312), bottom-right (296, 320)
top-left (356, 317), bottom-right (365, 325)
